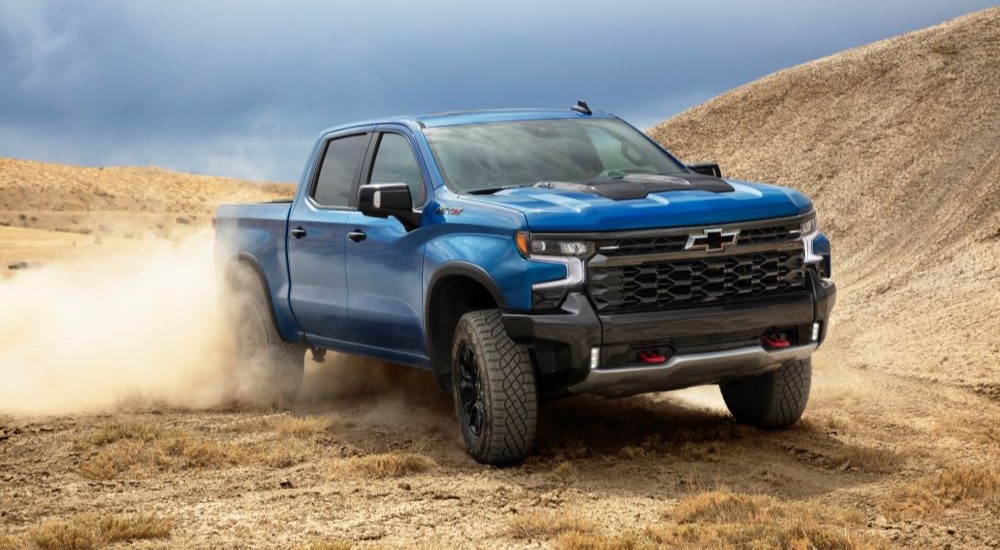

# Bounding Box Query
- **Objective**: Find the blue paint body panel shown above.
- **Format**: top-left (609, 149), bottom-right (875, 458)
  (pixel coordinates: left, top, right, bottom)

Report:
top-left (214, 108), bottom-right (831, 370)
top-left (465, 180), bottom-right (812, 232)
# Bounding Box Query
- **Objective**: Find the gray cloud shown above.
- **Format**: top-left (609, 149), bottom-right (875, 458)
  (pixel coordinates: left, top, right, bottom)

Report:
top-left (0, 0), bottom-right (994, 181)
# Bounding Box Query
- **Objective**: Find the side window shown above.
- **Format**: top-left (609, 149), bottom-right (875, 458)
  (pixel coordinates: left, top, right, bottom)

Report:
top-left (369, 133), bottom-right (426, 204)
top-left (312, 133), bottom-right (369, 207)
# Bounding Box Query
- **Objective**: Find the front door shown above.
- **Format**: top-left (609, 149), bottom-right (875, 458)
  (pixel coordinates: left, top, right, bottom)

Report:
top-left (344, 128), bottom-right (429, 361)
top-left (287, 130), bottom-right (372, 344)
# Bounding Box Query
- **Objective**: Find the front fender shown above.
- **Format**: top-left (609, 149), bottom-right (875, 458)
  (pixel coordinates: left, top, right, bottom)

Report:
top-left (422, 228), bottom-right (566, 311)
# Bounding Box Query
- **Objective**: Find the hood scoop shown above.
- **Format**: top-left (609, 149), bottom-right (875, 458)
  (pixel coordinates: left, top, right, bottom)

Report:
top-left (534, 173), bottom-right (734, 200)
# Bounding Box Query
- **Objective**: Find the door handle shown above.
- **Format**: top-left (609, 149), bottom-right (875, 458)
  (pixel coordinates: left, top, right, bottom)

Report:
top-left (347, 230), bottom-right (366, 243)
top-left (290, 227), bottom-right (307, 239)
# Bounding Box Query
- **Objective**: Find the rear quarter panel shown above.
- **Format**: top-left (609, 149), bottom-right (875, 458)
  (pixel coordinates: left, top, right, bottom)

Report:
top-left (214, 202), bottom-right (302, 341)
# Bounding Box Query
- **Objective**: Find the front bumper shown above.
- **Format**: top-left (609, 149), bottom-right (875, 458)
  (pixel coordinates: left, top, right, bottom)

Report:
top-left (503, 273), bottom-right (836, 398)
top-left (568, 342), bottom-right (816, 397)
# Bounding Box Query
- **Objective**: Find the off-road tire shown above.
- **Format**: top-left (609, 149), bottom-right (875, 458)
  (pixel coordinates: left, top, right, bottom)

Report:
top-left (720, 358), bottom-right (812, 429)
top-left (230, 288), bottom-right (305, 407)
top-left (451, 309), bottom-right (537, 465)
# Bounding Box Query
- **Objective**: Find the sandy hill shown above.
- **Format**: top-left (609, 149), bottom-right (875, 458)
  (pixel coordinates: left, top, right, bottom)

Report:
top-left (0, 157), bottom-right (294, 238)
top-left (649, 8), bottom-right (999, 395)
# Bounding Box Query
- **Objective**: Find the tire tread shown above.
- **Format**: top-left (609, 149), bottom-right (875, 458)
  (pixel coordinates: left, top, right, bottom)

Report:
top-left (720, 358), bottom-right (811, 429)
top-left (452, 309), bottom-right (537, 464)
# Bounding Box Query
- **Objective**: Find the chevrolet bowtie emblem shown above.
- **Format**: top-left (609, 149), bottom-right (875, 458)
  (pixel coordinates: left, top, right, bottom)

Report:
top-left (685, 228), bottom-right (740, 252)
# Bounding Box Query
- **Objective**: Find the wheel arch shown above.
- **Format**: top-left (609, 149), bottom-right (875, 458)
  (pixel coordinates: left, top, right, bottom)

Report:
top-left (425, 262), bottom-right (507, 390)
top-left (224, 253), bottom-right (303, 344)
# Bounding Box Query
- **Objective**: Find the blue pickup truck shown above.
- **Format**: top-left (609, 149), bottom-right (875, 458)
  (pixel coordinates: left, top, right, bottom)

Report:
top-left (214, 103), bottom-right (835, 464)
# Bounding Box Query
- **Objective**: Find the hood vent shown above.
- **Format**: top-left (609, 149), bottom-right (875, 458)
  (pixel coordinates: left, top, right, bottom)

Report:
top-left (534, 173), bottom-right (734, 200)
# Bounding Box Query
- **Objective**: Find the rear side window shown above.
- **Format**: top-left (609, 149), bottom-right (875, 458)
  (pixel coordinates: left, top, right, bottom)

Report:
top-left (369, 133), bottom-right (426, 204)
top-left (312, 134), bottom-right (369, 207)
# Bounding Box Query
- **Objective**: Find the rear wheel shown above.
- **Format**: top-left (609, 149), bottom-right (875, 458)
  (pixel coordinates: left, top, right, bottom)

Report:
top-left (720, 358), bottom-right (812, 428)
top-left (229, 287), bottom-right (305, 407)
top-left (451, 310), bottom-right (537, 464)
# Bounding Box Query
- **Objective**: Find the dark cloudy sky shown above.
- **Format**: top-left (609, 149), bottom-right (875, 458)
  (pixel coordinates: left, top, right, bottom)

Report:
top-left (0, 1), bottom-right (994, 182)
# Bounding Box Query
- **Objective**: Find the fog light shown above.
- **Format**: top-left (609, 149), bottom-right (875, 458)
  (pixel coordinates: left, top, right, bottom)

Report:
top-left (811, 322), bottom-right (821, 342)
top-left (590, 347), bottom-right (600, 370)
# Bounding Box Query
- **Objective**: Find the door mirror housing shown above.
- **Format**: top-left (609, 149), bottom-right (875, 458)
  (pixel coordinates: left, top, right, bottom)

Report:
top-left (688, 163), bottom-right (722, 178)
top-left (357, 183), bottom-right (421, 229)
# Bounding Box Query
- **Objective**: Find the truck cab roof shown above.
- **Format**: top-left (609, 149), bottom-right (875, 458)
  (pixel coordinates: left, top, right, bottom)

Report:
top-left (318, 108), bottom-right (615, 135)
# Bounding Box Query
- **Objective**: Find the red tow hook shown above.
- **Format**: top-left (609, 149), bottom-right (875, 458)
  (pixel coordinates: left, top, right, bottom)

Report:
top-left (762, 333), bottom-right (791, 349)
top-left (638, 350), bottom-right (667, 364)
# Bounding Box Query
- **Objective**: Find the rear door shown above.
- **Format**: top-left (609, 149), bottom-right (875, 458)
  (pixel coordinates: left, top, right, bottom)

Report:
top-left (344, 127), bottom-right (430, 360)
top-left (287, 129), bottom-right (373, 343)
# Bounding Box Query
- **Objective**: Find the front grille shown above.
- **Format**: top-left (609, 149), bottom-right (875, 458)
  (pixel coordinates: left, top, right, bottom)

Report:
top-left (588, 249), bottom-right (806, 313)
top-left (596, 220), bottom-right (801, 257)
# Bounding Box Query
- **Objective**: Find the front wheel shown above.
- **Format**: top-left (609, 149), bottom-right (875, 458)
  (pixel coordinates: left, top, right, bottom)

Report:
top-left (451, 309), bottom-right (537, 465)
top-left (720, 358), bottom-right (812, 429)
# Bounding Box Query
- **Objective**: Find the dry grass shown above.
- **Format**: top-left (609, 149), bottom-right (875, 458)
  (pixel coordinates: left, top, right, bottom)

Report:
top-left (800, 414), bottom-right (848, 433)
top-left (76, 420), bottom-right (327, 479)
top-left (256, 439), bottom-right (315, 468)
top-left (507, 511), bottom-right (596, 540)
top-left (932, 466), bottom-right (1000, 503)
top-left (553, 530), bottom-right (644, 550)
top-left (17, 514), bottom-right (172, 550)
top-left (550, 492), bottom-right (882, 550)
top-left (932, 416), bottom-right (1000, 447)
top-left (671, 491), bottom-right (787, 524)
top-left (551, 460), bottom-right (576, 478)
top-left (828, 446), bottom-right (902, 473)
top-left (617, 445), bottom-right (652, 460)
top-left (330, 452), bottom-right (436, 479)
top-left (648, 522), bottom-right (877, 550)
top-left (87, 421), bottom-right (161, 446)
top-left (230, 414), bottom-right (334, 437)
top-left (883, 466), bottom-right (1000, 519)
top-left (264, 415), bottom-right (334, 436)
top-left (624, 490), bottom-right (881, 550)
top-left (299, 542), bottom-right (353, 550)
top-left (77, 428), bottom-right (249, 480)
top-left (0, 157), bottom-right (292, 237)
top-left (674, 441), bottom-right (722, 461)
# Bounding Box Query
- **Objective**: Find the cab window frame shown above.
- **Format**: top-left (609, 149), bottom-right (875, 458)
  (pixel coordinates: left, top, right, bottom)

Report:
top-left (307, 131), bottom-right (373, 210)
top-left (361, 129), bottom-right (429, 209)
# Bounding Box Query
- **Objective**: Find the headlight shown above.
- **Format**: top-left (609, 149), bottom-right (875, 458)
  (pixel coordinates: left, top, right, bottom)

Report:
top-left (800, 215), bottom-right (819, 236)
top-left (516, 232), bottom-right (595, 259)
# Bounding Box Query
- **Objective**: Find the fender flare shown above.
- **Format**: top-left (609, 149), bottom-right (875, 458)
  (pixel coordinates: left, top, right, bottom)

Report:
top-left (226, 253), bottom-right (304, 343)
top-left (425, 261), bottom-right (508, 313)
top-left (424, 261), bottom-right (508, 383)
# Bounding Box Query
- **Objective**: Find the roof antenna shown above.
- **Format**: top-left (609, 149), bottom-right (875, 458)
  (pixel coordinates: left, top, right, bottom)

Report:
top-left (571, 100), bottom-right (592, 115)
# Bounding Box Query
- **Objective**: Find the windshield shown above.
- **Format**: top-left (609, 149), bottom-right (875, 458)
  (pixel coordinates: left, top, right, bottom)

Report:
top-left (423, 118), bottom-right (685, 193)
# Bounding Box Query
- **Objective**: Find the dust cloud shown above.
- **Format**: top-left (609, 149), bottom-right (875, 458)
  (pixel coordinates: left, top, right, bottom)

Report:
top-left (0, 231), bottom-right (233, 414)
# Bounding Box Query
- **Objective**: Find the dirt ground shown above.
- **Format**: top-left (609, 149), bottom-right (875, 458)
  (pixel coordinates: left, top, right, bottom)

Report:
top-left (2, 320), bottom-right (998, 549)
top-left (2, 8), bottom-right (999, 550)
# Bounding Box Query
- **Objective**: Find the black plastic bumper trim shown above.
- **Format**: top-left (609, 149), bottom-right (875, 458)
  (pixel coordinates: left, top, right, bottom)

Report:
top-left (502, 275), bottom-right (836, 395)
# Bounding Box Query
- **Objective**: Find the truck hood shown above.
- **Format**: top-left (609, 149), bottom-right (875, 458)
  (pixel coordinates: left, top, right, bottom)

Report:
top-left (467, 180), bottom-right (813, 232)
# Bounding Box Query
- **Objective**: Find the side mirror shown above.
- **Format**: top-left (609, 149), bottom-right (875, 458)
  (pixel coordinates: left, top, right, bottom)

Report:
top-left (357, 183), bottom-right (421, 230)
top-left (688, 163), bottom-right (722, 178)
